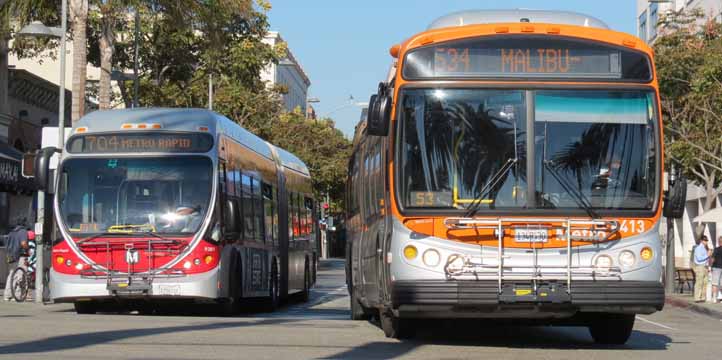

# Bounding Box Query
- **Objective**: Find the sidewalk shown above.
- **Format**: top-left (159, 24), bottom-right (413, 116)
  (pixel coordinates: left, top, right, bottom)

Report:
top-left (665, 293), bottom-right (722, 320)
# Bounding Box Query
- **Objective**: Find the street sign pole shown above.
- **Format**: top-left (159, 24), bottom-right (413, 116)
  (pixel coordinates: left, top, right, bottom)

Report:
top-left (664, 166), bottom-right (676, 294)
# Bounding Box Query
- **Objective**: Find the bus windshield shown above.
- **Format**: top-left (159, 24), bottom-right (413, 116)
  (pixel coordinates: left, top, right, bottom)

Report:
top-left (398, 89), bottom-right (657, 212)
top-left (58, 156), bottom-right (213, 235)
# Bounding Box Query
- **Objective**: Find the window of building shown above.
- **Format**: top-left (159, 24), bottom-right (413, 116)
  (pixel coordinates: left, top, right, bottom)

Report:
top-left (638, 10), bottom-right (648, 43)
top-left (649, 4), bottom-right (658, 41)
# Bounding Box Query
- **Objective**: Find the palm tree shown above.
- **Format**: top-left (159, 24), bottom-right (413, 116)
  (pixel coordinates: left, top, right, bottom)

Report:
top-left (97, 0), bottom-right (117, 110)
top-left (70, 0), bottom-right (88, 121)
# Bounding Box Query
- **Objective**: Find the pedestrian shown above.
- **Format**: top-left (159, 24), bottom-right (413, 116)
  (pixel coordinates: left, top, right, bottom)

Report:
top-left (3, 222), bottom-right (29, 301)
top-left (692, 235), bottom-right (712, 303)
top-left (711, 236), bottom-right (722, 303)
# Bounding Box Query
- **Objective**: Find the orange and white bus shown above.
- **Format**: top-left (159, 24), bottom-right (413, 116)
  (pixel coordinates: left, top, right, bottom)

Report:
top-left (346, 10), bottom-right (684, 343)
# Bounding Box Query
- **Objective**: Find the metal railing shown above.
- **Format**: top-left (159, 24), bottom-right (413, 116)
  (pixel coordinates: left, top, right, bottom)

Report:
top-left (443, 217), bottom-right (621, 294)
top-left (77, 237), bottom-right (187, 292)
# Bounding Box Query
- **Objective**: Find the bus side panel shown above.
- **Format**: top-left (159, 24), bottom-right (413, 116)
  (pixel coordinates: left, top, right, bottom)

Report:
top-left (277, 172), bottom-right (290, 299)
top-left (239, 246), bottom-right (270, 298)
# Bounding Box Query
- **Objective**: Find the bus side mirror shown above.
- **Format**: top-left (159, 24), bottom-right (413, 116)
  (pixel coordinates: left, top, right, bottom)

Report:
top-left (663, 173), bottom-right (686, 219)
top-left (223, 199), bottom-right (240, 238)
top-left (22, 152), bottom-right (36, 178)
top-left (367, 83), bottom-right (391, 136)
top-left (27, 147), bottom-right (58, 191)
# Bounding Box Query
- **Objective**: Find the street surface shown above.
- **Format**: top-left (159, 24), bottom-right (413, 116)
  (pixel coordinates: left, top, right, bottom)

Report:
top-left (0, 259), bottom-right (720, 360)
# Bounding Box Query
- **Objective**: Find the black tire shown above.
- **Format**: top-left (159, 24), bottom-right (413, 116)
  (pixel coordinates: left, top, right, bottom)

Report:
top-left (350, 284), bottom-right (369, 320)
top-left (588, 313), bottom-right (635, 345)
top-left (10, 267), bottom-right (28, 302)
top-left (299, 260), bottom-right (310, 303)
top-left (263, 260), bottom-right (280, 312)
top-left (219, 251), bottom-right (241, 316)
top-left (379, 309), bottom-right (413, 339)
top-left (74, 301), bottom-right (97, 314)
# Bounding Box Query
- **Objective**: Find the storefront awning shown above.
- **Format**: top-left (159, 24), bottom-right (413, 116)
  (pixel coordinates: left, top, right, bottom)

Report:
top-left (0, 142), bottom-right (35, 194)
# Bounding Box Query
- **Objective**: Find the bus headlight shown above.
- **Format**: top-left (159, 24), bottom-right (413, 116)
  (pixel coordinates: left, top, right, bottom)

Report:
top-left (640, 247), bottom-right (654, 261)
top-left (422, 249), bottom-right (440, 267)
top-left (183, 261), bottom-right (192, 269)
top-left (594, 255), bottom-right (613, 270)
top-left (403, 245), bottom-right (418, 260)
top-left (618, 251), bottom-right (636, 267)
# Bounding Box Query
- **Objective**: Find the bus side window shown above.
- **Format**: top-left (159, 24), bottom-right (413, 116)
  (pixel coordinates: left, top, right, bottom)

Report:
top-left (242, 174), bottom-right (254, 241)
top-left (272, 186), bottom-right (278, 247)
top-left (263, 183), bottom-right (273, 244)
top-left (288, 192), bottom-right (295, 241)
top-left (252, 177), bottom-right (263, 242)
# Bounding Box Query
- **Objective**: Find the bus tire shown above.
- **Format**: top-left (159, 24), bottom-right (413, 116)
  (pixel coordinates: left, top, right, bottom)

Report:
top-left (588, 313), bottom-right (635, 345)
top-left (379, 308), bottom-right (413, 339)
top-left (74, 301), bottom-right (97, 314)
top-left (263, 259), bottom-right (280, 312)
top-left (350, 284), bottom-right (369, 321)
top-left (300, 259), bottom-right (310, 303)
top-left (219, 250), bottom-right (241, 316)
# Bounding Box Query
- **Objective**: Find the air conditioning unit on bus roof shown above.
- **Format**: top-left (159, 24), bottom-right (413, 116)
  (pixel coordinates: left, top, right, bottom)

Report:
top-left (427, 9), bottom-right (609, 30)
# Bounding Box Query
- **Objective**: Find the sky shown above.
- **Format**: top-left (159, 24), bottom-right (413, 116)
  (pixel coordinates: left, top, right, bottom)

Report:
top-left (267, 0), bottom-right (638, 138)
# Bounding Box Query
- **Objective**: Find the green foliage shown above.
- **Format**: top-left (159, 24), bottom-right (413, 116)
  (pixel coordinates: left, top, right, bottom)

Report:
top-left (2, 0), bottom-right (353, 210)
top-left (654, 9), bottom-right (722, 194)
top-left (266, 110), bottom-right (352, 213)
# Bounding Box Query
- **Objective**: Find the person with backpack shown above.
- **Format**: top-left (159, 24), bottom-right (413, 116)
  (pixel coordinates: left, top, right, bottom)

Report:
top-left (3, 222), bottom-right (29, 301)
top-left (692, 235), bottom-right (713, 303)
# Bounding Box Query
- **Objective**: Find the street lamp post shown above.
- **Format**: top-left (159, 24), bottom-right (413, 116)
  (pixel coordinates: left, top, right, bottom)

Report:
top-left (17, 3), bottom-right (68, 304)
top-left (320, 95), bottom-right (368, 119)
top-left (306, 97), bottom-right (319, 120)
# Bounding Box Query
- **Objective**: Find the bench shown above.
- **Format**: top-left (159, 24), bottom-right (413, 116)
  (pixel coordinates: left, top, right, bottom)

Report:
top-left (675, 268), bottom-right (695, 294)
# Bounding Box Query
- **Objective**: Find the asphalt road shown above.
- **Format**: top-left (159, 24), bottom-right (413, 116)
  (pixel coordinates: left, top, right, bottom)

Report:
top-left (0, 259), bottom-right (720, 360)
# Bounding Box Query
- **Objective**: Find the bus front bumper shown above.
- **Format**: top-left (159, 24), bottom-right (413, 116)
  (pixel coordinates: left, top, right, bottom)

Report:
top-left (390, 280), bottom-right (664, 318)
top-left (49, 268), bottom-right (219, 303)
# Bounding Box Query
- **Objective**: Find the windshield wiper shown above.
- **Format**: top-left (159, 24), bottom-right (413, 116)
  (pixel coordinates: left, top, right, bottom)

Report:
top-left (464, 158), bottom-right (518, 218)
top-left (76, 232), bottom-right (125, 244)
top-left (543, 160), bottom-right (600, 219)
top-left (141, 231), bottom-right (182, 245)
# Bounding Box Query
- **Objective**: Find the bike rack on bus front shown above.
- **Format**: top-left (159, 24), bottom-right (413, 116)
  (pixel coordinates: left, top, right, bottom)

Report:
top-left (77, 237), bottom-right (186, 295)
top-left (443, 217), bottom-right (621, 295)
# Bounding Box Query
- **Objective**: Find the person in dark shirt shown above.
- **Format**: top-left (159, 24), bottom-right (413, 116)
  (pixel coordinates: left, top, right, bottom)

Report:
top-left (711, 237), bottom-right (722, 303)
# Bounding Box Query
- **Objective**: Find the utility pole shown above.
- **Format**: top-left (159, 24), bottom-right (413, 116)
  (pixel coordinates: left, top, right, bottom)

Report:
top-left (132, 7), bottom-right (140, 108)
top-left (665, 166), bottom-right (676, 294)
top-left (208, 73), bottom-right (213, 110)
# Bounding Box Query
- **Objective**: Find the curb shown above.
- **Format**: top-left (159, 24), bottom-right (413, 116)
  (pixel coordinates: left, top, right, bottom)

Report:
top-left (665, 296), bottom-right (722, 320)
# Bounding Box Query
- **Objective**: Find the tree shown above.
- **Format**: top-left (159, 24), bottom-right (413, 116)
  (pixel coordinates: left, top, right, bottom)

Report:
top-left (655, 9), bottom-right (722, 238)
top-left (69, 0), bottom-right (88, 121)
top-left (265, 109), bottom-right (353, 211)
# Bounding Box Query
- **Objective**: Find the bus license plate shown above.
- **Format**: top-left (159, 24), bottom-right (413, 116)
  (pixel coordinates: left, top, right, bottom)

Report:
top-left (158, 285), bottom-right (181, 296)
top-left (514, 229), bottom-right (548, 243)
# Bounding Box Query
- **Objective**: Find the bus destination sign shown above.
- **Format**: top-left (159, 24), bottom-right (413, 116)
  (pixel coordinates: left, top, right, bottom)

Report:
top-left (67, 132), bottom-right (214, 153)
top-left (403, 37), bottom-right (651, 81)
top-left (431, 47), bottom-right (620, 77)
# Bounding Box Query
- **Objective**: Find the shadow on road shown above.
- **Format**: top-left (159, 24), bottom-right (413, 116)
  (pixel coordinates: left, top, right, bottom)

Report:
top-left (0, 318), bottom-right (303, 355)
top-left (322, 320), bottom-right (675, 359)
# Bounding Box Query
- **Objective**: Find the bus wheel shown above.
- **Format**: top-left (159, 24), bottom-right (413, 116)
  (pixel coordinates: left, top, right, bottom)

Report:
top-left (263, 260), bottom-right (280, 312)
top-left (350, 284), bottom-right (369, 321)
top-left (588, 313), bottom-right (635, 345)
top-left (300, 260), bottom-right (310, 303)
top-left (379, 308), bottom-right (413, 339)
top-left (74, 301), bottom-right (97, 314)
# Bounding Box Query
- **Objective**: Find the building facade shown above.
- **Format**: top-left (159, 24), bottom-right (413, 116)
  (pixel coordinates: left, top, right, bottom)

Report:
top-left (637, 0), bottom-right (722, 43)
top-left (261, 32), bottom-right (311, 114)
top-left (636, 0), bottom-right (722, 266)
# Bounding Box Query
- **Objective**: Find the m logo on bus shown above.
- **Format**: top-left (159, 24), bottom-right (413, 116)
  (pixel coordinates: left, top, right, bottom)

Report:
top-left (126, 249), bottom-right (139, 264)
